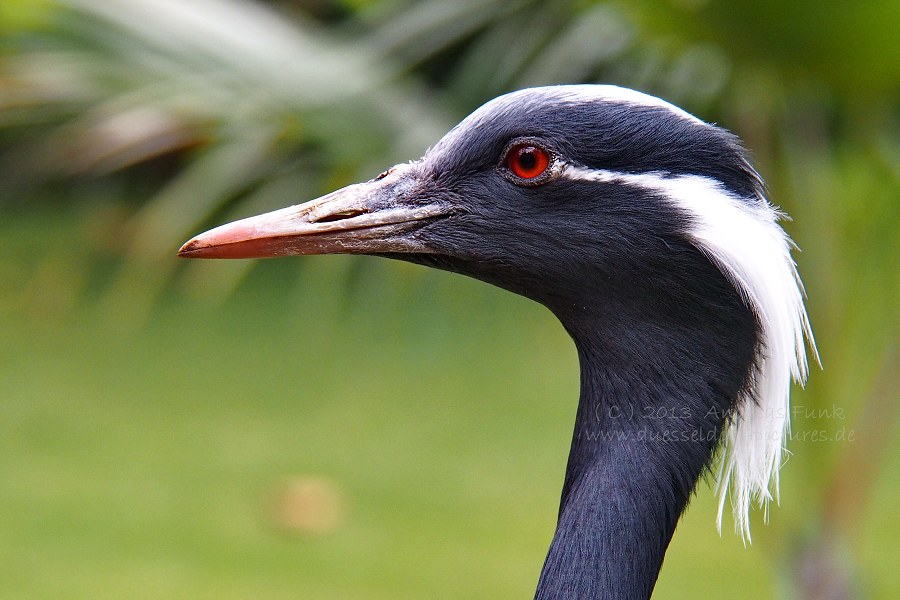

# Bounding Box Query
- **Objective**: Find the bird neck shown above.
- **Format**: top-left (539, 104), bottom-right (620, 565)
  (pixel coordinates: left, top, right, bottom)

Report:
top-left (535, 301), bottom-right (756, 600)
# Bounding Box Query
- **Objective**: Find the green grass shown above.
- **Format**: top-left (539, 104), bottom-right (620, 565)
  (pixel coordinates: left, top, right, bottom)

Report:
top-left (0, 207), bottom-right (896, 599)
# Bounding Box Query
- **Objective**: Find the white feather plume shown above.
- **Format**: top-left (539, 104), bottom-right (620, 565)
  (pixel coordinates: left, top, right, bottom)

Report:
top-left (561, 165), bottom-right (818, 540)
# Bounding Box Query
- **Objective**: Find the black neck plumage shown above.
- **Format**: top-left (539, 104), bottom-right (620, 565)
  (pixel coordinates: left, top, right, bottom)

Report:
top-left (534, 269), bottom-right (758, 599)
top-left (397, 190), bottom-right (761, 600)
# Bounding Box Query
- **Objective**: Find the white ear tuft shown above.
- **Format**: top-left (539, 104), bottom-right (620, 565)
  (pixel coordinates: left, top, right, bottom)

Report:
top-left (696, 192), bottom-right (817, 541)
top-left (560, 164), bottom-right (818, 540)
top-left (643, 176), bottom-right (818, 541)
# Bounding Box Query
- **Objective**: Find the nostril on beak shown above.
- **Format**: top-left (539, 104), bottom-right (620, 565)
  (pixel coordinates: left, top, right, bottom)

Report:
top-left (311, 208), bottom-right (369, 224)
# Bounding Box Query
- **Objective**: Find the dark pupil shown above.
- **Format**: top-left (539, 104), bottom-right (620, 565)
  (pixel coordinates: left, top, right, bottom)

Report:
top-left (518, 148), bottom-right (537, 170)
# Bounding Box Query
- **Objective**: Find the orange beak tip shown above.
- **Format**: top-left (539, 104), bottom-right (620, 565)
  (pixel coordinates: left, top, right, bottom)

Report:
top-left (177, 239), bottom-right (201, 257)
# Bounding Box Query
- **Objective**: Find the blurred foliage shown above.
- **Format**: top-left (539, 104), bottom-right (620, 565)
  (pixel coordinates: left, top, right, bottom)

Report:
top-left (0, 0), bottom-right (898, 598)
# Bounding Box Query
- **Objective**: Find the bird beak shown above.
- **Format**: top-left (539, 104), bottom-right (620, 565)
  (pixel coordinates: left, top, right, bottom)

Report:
top-left (178, 164), bottom-right (447, 259)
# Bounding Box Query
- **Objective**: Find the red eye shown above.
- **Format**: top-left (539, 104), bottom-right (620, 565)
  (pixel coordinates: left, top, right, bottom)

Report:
top-left (505, 144), bottom-right (551, 180)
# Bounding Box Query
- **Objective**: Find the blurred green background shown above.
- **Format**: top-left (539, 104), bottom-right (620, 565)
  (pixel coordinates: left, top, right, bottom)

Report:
top-left (1, 0), bottom-right (897, 598)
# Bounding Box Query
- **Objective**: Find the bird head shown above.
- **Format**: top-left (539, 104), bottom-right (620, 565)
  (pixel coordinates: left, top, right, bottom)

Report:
top-left (179, 85), bottom-right (816, 538)
top-left (180, 87), bottom-right (754, 309)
